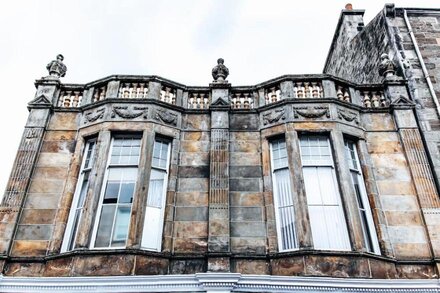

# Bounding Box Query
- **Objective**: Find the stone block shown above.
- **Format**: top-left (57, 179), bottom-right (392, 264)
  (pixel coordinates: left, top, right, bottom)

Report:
top-left (207, 257), bottom-right (230, 272)
top-left (376, 181), bottom-right (416, 196)
top-left (384, 211), bottom-right (423, 226)
top-left (380, 195), bottom-right (419, 211)
top-left (230, 131), bottom-right (260, 141)
top-left (41, 140), bottom-right (76, 154)
top-left (73, 255), bottom-right (134, 276)
top-left (134, 256), bottom-right (169, 275)
top-left (209, 219), bottom-right (229, 236)
top-left (369, 259), bottom-right (398, 279)
top-left (230, 207), bottom-right (263, 221)
top-left (36, 153), bottom-right (72, 167)
top-left (230, 141), bottom-right (261, 153)
top-left (304, 256), bottom-right (370, 278)
top-left (230, 178), bottom-right (261, 192)
top-left (43, 257), bottom-right (74, 277)
top-left (230, 222), bottom-right (266, 237)
top-left (394, 110), bottom-right (417, 128)
top-left (175, 207), bottom-right (208, 221)
top-left (183, 131), bottom-right (210, 141)
top-left (233, 259), bottom-right (269, 274)
top-left (180, 141), bottom-right (210, 152)
top-left (396, 264), bottom-right (438, 279)
top-left (11, 240), bottom-right (48, 256)
top-left (174, 221), bottom-right (208, 238)
top-left (230, 152), bottom-right (261, 166)
top-left (230, 114), bottom-right (259, 131)
top-left (173, 238), bottom-right (207, 253)
top-left (230, 192), bottom-right (264, 206)
top-left (208, 236), bottom-right (229, 252)
top-left (211, 111), bottom-right (229, 128)
top-left (183, 114), bottom-right (210, 131)
top-left (44, 130), bottom-right (77, 141)
top-left (180, 152), bottom-right (209, 166)
top-left (178, 178), bottom-right (209, 192)
top-left (178, 166), bottom-right (209, 178)
top-left (271, 257), bottom-right (305, 276)
top-left (170, 259), bottom-right (205, 274)
top-left (4, 262), bottom-right (44, 277)
top-left (15, 224), bottom-right (53, 240)
top-left (387, 226), bottom-right (427, 244)
top-left (32, 167), bottom-right (69, 180)
top-left (230, 237), bottom-right (266, 254)
top-left (361, 113), bottom-right (395, 131)
top-left (229, 166), bottom-right (262, 178)
top-left (29, 179), bottom-right (65, 195)
top-left (176, 192), bottom-right (208, 206)
top-left (48, 112), bottom-right (79, 131)
top-left (20, 209), bottom-right (56, 225)
top-left (393, 243), bottom-right (432, 259)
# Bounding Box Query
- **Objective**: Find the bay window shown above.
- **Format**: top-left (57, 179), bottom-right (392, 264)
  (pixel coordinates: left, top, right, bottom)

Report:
top-left (62, 139), bottom-right (96, 252)
top-left (91, 137), bottom-right (141, 248)
top-left (270, 138), bottom-right (297, 251)
top-left (300, 134), bottom-right (351, 250)
top-left (345, 140), bottom-right (380, 254)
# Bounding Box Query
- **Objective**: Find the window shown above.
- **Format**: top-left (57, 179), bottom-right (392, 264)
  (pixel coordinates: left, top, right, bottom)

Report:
top-left (62, 139), bottom-right (96, 252)
top-left (345, 140), bottom-right (380, 254)
top-left (91, 137), bottom-right (141, 248)
top-left (270, 138), bottom-right (297, 251)
top-left (300, 135), bottom-right (350, 250)
top-left (141, 138), bottom-right (171, 251)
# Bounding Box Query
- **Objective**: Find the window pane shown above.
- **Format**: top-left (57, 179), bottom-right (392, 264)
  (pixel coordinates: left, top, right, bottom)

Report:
top-left (77, 171), bottom-right (90, 208)
top-left (120, 182), bottom-right (135, 203)
top-left (68, 210), bottom-right (81, 250)
top-left (147, 169), bottom-right (165, 208)
top-left (111, 206), bottom-right (131, 247)
top-left (95, 205), bottom-right (116, 247)
top-left (104, 182), bottom-right (119, 204)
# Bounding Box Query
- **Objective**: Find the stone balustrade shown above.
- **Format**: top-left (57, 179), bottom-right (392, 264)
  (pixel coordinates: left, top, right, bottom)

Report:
top-left (231, 92), bottom-right (255, 109)
top-left (336, 84), bottom-right (351, 103)
top-left (361, 90), bottom-right (387, 108)
top-left (118, 82), bottom-right (149, 99)
top-left (53, 76), bottom-right (389, 110)
top-left (160, 86), bottom-right (176, 105)
top-left (188, 92), bottom-right (210, 109)
top-left (58, 89), bottom-right (83, 107)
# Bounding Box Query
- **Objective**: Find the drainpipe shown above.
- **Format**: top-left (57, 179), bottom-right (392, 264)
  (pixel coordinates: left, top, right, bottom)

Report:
top-left (403, 9), bottom-right (440, 118)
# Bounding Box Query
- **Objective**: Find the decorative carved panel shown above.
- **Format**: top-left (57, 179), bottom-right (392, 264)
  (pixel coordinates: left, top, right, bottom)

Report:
top-left (263, 108), bottom-right (286, 125)
top-left (293, 106), bottom-right (330, 119)
top-left (111, 106), bottom-right (148, 119)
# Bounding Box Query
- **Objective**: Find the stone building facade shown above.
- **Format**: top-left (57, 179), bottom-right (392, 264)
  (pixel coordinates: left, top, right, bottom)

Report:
top-left (0, 4), bottom-right (440, 292)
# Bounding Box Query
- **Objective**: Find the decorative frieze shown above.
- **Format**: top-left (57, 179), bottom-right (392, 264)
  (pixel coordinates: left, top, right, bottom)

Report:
top-left (262, 108), bottom-right (286, 125)
top-left (155, 109), bottom-right (178, 126)
top-left (83, 108), bottom-right (105, 124)
top-left (111, 106), bottom-right (148, 119)
top-left (293, 106), bottom-right (330, 119)
top-left (337, 108), bottom-right (359, 124)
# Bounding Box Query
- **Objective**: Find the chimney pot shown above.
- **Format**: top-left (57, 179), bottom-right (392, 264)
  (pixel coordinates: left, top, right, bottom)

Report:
top-left (345, 3), bottom-right (353, 10)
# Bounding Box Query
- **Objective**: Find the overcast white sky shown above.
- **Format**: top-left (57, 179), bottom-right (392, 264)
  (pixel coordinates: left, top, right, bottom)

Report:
top-left (0, 0), bottom-right (439, 194)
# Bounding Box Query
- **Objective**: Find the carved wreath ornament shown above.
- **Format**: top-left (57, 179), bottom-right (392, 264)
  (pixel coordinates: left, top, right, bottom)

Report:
top-left (84, 108), bottom-right (105, 123)
top-left (293, 106), bottom-right (330, 119)
top-left (263, 108), bottom-right (286, 125)
top-left (155, 109), bottom-right (178, 126)
top-left (111, 106), bottom-right (148, 119)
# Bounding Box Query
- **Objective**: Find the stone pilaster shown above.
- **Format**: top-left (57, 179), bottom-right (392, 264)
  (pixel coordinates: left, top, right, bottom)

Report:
top-left (0, 79), bottom-right (56, 257)
top-left (388, 79), bottom-right (440, 259)
top-left (208, 84), bottom-right (230, 272)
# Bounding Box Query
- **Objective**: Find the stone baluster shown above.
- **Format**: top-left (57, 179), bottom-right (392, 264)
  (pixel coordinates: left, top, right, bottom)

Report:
top-left (270, 88), bottom-right (277, 103)
top-left (244, 93), bottom-right (250, 109)
top-left (311, 82), bottom-right (318, 98)
top-left (265, 91), bottom-right (270, 105)
top-left (296, 82), bottom-right (304, 98)
top-left (293, 85), bottom-right (298, 98)
top-left (343, 89), bottom-right (350, 102)
top-left (72, 91), bottom-right (80, 107)
top-left (304, 82), bottom-right (311, 98)
top-left (337, 86), bottom-right (344, 101)
top-left (62, 91), bottom-right (71, 107)
top-left (171, 90), bottom-right (176, 105)
top-left (204, 93), bottom-right (209, 108)
top-left (189, 93), bottom-right (195, 109)
top-left (196, 93), bottom-right (201, 109)
top-left (371, 92), bottom-right (380, 108)
top-left (363, 91), bottom-right (371, 108)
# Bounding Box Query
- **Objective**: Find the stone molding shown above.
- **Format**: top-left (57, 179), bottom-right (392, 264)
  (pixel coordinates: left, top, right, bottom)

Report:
top-left (0, 273), bottom-right (438, 292)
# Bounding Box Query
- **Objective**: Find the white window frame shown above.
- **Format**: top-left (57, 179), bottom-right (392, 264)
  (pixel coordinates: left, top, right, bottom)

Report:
top-left (270, 138), bottom-right (298, 252)
top-left (61, 138), bottom-right (96, 252)
top-left (300, 134), bottom-right (351, 251)
top-left (141, 137), bottom-right (171, 251)
top-left (345, 140), bottom-right (380, 254)
top-left (90, 136), bottom-right (141, 249)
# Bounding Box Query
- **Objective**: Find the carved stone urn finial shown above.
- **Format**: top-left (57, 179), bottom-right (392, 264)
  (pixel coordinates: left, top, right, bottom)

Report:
top-left (46, 54), bottom-right (67, 78)
top-left (212, 58), bottom-right (229, 82)
top-left (379, 53), bottom-right (396, 78)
